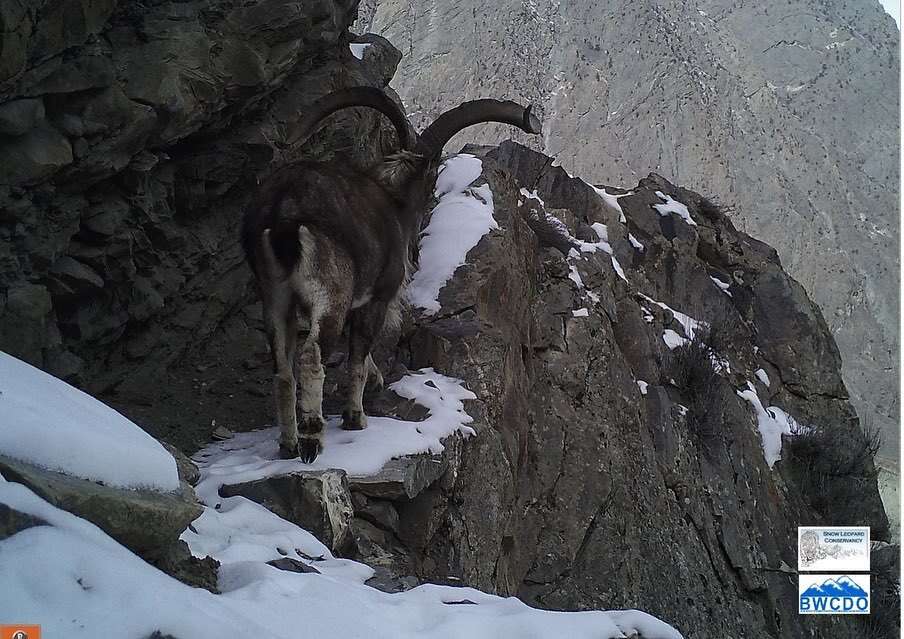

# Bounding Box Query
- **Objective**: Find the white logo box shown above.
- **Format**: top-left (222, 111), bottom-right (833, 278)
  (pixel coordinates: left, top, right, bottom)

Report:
top-left (798, 574), bottom-right (870, 615)
top-left (798, 526), bottom-right (870, 572)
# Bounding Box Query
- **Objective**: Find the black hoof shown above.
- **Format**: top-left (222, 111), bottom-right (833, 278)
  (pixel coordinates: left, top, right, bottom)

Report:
top-left (341, 410), bottom-right (367, 431)
top-left (298, 437), bottom-right (322, 463)
top-left (278, 443), bottom-right (298, 460)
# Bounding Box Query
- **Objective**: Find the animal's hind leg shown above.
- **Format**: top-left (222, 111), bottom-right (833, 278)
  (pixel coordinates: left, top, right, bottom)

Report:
top-left (263, 289), bottom-right (299, 459)
top-left (297, 338), bottom-right (325, 463)
top-left (343, 304), bottom-right (386, 431)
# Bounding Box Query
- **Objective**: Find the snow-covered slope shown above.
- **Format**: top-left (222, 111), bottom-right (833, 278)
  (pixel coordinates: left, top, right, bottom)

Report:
top-left (0, 352), bottom-right (179, 492)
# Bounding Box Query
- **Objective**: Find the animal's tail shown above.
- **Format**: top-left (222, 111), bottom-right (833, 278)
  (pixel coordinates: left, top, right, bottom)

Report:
top-left (258, 224), bottom-right (319, 279)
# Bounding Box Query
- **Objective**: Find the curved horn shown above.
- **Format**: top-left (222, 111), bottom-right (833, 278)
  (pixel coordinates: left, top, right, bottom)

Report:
top-left (283, 87), bottom-right (412, 150)
top-left (415, 99), bottom-right (543, 159)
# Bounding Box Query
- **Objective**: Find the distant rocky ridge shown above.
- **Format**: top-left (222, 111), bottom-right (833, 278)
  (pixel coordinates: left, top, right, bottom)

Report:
top-left (358, 0), bottom-right (901, 466)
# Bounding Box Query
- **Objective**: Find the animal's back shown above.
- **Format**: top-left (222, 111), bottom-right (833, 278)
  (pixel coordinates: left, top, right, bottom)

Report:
top-left (242, 161), bottom-right (408, 306)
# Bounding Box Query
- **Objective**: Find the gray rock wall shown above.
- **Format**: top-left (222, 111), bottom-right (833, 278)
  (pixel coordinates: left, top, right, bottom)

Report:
top-left (361, 0), bottom-right (901, 464)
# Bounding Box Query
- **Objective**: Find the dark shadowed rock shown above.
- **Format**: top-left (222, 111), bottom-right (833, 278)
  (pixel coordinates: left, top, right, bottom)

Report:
top-left (0, 126), bottom-right (72, 185)
top-left (0, 97), bottom-right (44, 135)
top-left (267, 557), bottom-right (321, 574)
top-left (144, 539), bottom-right (220, 592)
top-left (0, 503), bottom-right (47, 540)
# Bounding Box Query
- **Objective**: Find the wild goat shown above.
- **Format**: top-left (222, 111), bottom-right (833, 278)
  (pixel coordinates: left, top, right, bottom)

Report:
top-left (242, 87), bottom-right (542, 462)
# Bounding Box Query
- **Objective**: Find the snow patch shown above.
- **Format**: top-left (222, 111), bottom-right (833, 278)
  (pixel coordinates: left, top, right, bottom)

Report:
top-left (755, 368), bottom-right (771, 387)
top-left (409, 155), bottom-right (497, 314)
top-left (663, 329), bottom-right (690, 350)
top-left (0, 351), bottom-right (179, 492)
top-left (568, 263), bottom-right (585, 288)
top-left (653, 191), bottom-right (697, 226)
top-left (519, 187), bottom-right (545, 207)
top-left (709, 275), bottom-right (732, 297)
top-left (572, 308), bottom-right (589, 317)
top-left (636, 380), bottom-right (649, 395)
top-left (628, 233), bottom-right (645, 251)
top-left (589, 184), bottom-right (631, 223)
top-left (736, 382), bottom-right (796, 468)
top-left (349, 43), bottom-right (372, 59)
top-left (588, 223), bottom-right (628, 282)
top-left (638, 294), bottom-right (704, 340)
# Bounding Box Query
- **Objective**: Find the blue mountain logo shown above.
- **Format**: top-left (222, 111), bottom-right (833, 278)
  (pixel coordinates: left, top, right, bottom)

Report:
top-left (800, 576), bottom-right (868, 598)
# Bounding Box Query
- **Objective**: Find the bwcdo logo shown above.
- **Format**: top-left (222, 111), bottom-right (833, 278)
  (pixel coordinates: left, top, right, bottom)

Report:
top-left (798, 574), bottom-right (870, 614)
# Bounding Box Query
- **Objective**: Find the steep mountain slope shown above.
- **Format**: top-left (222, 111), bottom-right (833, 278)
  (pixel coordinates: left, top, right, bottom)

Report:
top-left (358, 0), bottom-right (900, 465)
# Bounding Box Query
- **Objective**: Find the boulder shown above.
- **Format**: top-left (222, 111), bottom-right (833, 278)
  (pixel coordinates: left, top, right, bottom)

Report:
top-left (144, 539), bottom-right (219, 592)
top-left (219, 469), bottom-right (354, 554)
top-left (0, 455), bottom-right (202, 554)
top-left (267, 557), bottom-right (321, 574)
top-left (0, 126), bottom-right (72, 185)
top-left (0, 98), bottom-right (44, 136)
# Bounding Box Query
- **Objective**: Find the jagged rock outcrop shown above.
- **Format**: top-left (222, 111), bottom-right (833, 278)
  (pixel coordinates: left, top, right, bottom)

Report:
top-left (358, 0), bottom-right (901, 470)
top-left (366, 140), bottom-right (886, 638)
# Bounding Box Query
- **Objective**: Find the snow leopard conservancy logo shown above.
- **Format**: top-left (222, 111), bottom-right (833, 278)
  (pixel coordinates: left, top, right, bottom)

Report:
top-left (798, 574), bottom-right (870, 614)
top-left (798, 526), bottom-right (870, 572)
top-left (798, 526), bottom-right (870, 615)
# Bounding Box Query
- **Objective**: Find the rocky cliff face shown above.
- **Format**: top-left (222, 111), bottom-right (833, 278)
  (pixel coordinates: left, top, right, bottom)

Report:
top-left (0, 1), bottom-right (894, 637)
top-left (358, 0), bottom-right (901, 467)
top-left (358, 141), bottom-right (889, 638)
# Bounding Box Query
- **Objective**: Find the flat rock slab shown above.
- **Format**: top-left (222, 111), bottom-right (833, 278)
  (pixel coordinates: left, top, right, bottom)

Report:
top-left (0, 455), bottom-right (201, 553)
top-left (348, 454), bottom-right (447, 500)
top-left (348, 432), bottom-right (462, 500)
